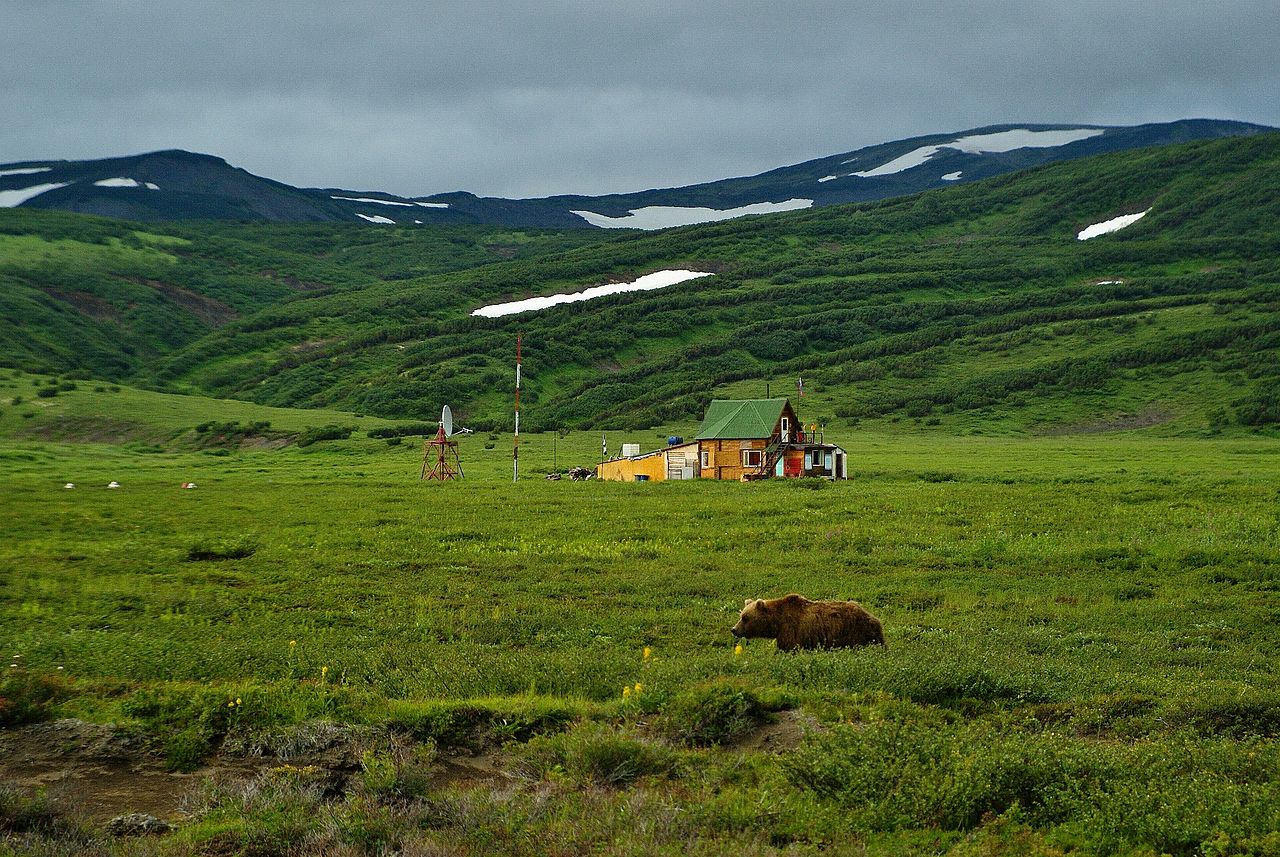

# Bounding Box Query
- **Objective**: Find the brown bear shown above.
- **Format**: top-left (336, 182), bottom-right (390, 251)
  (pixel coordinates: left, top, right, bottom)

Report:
top-left (731, 594), bottom-right (886, 651)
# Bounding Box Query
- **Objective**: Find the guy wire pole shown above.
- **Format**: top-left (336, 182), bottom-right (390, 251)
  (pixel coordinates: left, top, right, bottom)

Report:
top-left (513, 332), bottom-right (521, 483)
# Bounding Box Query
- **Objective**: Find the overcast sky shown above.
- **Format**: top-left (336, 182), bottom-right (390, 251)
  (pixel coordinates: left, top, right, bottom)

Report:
top-left (3, 1), bottom-right (1276, 198)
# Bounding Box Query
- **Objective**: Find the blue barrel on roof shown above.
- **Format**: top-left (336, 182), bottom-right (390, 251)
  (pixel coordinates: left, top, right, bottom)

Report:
top-left (667, 436), bottom-right (684, 446)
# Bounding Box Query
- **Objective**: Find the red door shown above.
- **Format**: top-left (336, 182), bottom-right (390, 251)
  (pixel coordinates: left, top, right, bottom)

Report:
top-left (784, 454), bottom-right (803, 477)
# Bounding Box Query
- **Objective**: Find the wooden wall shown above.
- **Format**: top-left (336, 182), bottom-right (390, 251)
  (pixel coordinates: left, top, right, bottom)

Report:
top-left (699, 438), bottom-right (768, 481)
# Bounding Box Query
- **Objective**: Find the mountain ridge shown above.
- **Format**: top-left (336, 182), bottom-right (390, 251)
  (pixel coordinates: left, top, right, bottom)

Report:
top-left (3, 119), bottom-right (1270, 229)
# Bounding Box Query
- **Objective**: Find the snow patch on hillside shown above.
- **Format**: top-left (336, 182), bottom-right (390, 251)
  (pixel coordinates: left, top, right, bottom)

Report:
top-left (848, 128), bottom-right (1105, 179)
top-left (0, 167), bottom-right (51, 177)
top-left (853, 147), bottom-right (942, 178)
top-left (0, 182), bottom-right (71, 206)
top-left (94, 177), bottom-right (158, 189)
top-left (941, 171), bottom-right (963, 181)
top-left (333, 195), bottom-right (415, 207)
top-left (332, 195), bottom-right (449, 209)
top-left (356, 213), bottom-right (396, 224)
top-left (1076, 209), bottom-right (1150, 240)
top-left (572, 199), bottom-right (812, 230)
top-left (473, 270), bottom-right (713, 317)
top-left (952, 128), bottom-right (1104, 153)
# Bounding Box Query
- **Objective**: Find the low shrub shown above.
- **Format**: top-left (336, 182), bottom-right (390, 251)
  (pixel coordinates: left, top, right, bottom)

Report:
top-left (0, 784), bottom-right (87, 842)
top-left (366, 422), bottom-right (434, 439)
top-left (386, 700), bottom-right (577, 752)
top-left (0, 672), bottom-right (71, 727)
top-left (297, 424), bottom-right (355, 446)
top-left (515, 722), bottom-right (680, 787)
top-left (1172, 696), bottom-right (1280, 738)
top-left (784, 721), bottom-right (1280, 853)
top-left (658, 682), bottom-right (770, 748)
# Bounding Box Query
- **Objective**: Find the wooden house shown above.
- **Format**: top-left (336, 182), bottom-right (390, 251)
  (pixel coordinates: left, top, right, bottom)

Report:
top-left (696, 398), bottom-right (846, 481)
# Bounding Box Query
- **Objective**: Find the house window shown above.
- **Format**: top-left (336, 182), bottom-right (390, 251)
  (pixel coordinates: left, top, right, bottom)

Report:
top-left (804, 452), bottom-right (812, 470)
top-left (701, 450), bottom-right (708, 468)
top-left (742, 449), bottom-right (762, 467)
top-left (824, 452), bottom-right (833, 471)
top-left (780, 416), bottom-right (790, 442)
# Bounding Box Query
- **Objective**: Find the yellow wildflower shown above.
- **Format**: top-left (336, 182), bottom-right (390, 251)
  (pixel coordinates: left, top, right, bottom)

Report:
top-left (633, 682), bottom-right (642, 694)
top-left (734, 643), bottom-right (744, 657)
top-left (642, 646), bottom-right (651, 661)
top-left (623, 686), bottom-right (631, 698)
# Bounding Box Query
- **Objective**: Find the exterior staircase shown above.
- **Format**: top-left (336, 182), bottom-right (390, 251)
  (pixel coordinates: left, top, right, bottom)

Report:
top-left (744, 437), bottom-right (786, 480)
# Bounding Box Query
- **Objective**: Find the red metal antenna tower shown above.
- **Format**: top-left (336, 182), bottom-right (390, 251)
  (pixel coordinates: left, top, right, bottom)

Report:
top-left (420, 405), bottom-right (462, 480)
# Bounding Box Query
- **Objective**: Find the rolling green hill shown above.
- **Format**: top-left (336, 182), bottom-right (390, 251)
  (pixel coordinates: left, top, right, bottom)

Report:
top-left (3, 132), bottom-right (1279, 436)
top-left (0, 211), bottom-right (603, 378)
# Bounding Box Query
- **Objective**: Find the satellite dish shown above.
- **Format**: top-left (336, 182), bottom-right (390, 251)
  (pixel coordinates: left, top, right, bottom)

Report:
top-left (441, 405), bottom-right (454, 438)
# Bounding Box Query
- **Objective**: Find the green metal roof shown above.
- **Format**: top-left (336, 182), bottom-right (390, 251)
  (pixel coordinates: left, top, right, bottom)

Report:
top-left (695, 399), bottom-right (789, 440)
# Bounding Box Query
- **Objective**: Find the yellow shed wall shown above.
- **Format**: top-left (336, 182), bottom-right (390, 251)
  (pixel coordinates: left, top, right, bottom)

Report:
top-left (597, 453), bottom-right (669, 482)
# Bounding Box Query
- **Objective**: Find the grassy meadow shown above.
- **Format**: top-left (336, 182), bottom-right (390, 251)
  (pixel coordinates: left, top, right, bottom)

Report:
top-left (2, 376), bottom-right (1278, 855)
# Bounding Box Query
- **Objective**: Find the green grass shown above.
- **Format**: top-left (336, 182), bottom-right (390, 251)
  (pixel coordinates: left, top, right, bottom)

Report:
top-left (1, 382), bottom-right (1277, 853)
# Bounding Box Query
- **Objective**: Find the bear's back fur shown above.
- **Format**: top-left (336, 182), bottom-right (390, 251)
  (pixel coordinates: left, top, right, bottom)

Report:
top-left (733, 593), bottom-right (886, 651)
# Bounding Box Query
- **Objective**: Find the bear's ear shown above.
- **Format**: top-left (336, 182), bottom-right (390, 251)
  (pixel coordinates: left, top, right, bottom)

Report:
top-left (753, 598), bottom-right (767, 611)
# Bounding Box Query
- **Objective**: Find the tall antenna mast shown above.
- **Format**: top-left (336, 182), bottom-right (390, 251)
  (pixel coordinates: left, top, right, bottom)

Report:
top-left (513, 332), bottom-right (521, 483)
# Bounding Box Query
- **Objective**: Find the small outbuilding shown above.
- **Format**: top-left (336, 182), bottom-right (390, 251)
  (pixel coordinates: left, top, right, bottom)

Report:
top-left (596, 440), bottom-right (701, 482)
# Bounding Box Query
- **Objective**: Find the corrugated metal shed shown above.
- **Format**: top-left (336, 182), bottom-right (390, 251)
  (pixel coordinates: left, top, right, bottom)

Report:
top-left (696, 399), bottom-right (789, 440)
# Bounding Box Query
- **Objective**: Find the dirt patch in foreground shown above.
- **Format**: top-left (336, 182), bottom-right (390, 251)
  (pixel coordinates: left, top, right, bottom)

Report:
top-left (0, 719), bottom-right (509, 824)
top-left (0, 714), bottom-right (812, 826)
top-left (0, 720), bottom-right (226, 822)
top-left (731, 709), bottom-right (820, 753)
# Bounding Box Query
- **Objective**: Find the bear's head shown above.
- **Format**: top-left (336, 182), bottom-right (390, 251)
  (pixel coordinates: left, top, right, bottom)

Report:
top-left (731, 598), bottom-right (776, 639)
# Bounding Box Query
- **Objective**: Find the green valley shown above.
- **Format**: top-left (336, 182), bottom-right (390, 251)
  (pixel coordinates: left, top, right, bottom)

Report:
top-left (3, 133), bottom-right (1279, 438)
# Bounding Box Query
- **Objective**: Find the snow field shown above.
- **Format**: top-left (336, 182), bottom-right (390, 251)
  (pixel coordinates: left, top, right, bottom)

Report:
top-left (94, 178), bottom-right (159, 189)
top-left (821, 128), bottom-right (1106, 182)
top-left (472, 270), bottom-right (713, 317)
top-left (1076, 209), bottom-right (1150, 240)
top-left (332, 195), bottom-right (450, 209)
top-left (0, 183), bottom-right (71, 207)
top-left (572, 199), bottom-right (812, 230)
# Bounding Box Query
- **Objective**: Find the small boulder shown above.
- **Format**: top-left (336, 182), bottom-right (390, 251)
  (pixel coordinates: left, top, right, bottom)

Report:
top-left (106, 813), bottom-right (172, 836)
